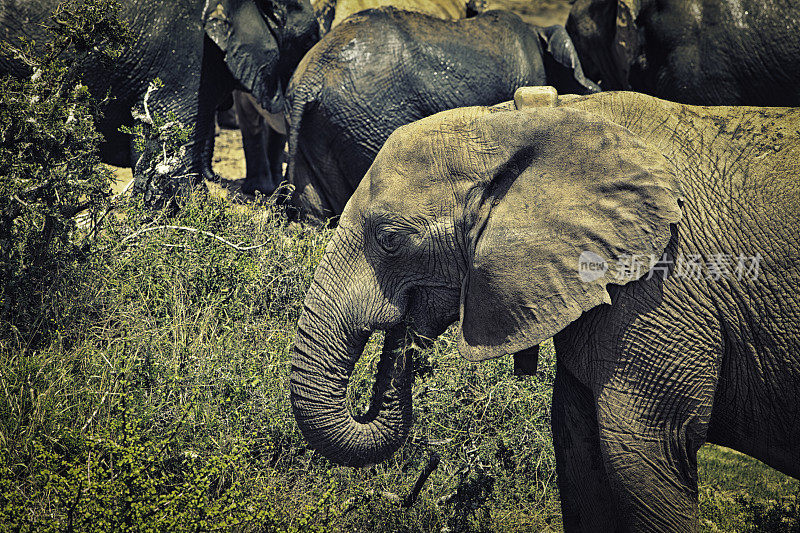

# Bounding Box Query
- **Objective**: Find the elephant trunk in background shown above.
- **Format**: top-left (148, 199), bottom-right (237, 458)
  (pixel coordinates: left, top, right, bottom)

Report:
top-left (290, 257), bottom-right (413, 467)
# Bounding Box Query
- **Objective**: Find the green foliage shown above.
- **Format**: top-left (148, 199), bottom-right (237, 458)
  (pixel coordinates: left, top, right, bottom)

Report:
top-left (121, 78), bottom-right (195, 210)
top-left (0, 0), bottom-right (129, 341)
top-left (0, 3), bottom-right (795, 527)
top-left (1, 404), bottom-right (285, 532)
top-left (0, 191), bottom-right (338, 531)
top-left (49, 0), bottom-right (130, 57)
top-left (698, 445), bottom-right (799, 532)
top-left (0, 189), bottom-right (795, 531)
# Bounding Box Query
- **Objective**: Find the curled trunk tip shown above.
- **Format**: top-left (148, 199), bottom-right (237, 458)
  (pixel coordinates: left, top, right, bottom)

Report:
top-left (291, 324), bottom-right (414, 467)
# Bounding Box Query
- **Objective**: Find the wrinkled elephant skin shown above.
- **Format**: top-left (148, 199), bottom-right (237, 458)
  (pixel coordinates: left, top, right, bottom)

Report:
top-left (566, 0), bottom-right (800, 105)
top-left (290, 90), bottom-right (800, 531)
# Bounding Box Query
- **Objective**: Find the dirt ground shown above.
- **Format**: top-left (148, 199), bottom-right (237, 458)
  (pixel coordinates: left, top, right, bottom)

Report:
top-left (110, 0), bottom-right (573, 194)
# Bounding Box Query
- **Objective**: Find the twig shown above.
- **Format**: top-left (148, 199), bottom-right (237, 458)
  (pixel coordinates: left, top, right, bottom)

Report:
top-left (132, 81), bottom-right (157, 125)
top-left (81, 389), bottom-right (111, 432)
top-left (403, 452), bottom-right (440, 508)
top-left (339, 452), bottom-right (441, 515)
top-left (341, 490), bottom-right (402, 515)
top-left (118, 225), bottom-right (269, 252)
top-left (65, 478), bottom-right (83, 533)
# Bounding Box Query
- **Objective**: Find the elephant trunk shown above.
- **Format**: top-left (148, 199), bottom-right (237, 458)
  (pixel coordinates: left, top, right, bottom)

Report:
top-left (290, 282), bottom-right (413, 467)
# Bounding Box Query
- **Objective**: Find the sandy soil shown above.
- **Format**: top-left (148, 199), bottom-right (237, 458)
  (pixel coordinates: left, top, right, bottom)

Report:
top-left (110, 0), bottom-right (573, 194)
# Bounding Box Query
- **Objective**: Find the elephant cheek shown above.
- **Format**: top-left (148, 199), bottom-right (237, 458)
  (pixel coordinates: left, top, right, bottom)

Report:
top-left (408, 288), bottom-right (460, 341)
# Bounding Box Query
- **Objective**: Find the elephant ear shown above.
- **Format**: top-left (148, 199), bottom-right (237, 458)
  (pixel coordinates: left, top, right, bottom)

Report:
top-left (612, 0), bottom-right (642, 89)
top-left (565, 0), bottom-right (643, 90)
top-left (458, 107), bottom-right (681, 362)
top-left (535, 25), bottom-right (601, 95)
top-left (203, 0), bottom-right (286, 113)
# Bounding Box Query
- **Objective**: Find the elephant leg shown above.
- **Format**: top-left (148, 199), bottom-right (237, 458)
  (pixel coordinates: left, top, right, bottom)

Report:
top-left (552, 361), bottom-right (619, 532)
top-left (234, 90), bottom-right (275, 196)
top-left (594, 344), bottom-right (721, 532)
top-left (239, 121), bottom-right (273, 195)
top-left (201, 129), bottom-right (218, 182)
top-left (266, 128), bottom-right (286, 192)
top-left (595, 407), bottom-right (706, 532)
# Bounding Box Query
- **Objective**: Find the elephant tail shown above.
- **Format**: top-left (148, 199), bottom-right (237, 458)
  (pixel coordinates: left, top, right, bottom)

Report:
top-left (286, 88), bottom-right (306, 178)
top-left (284, 83), bottom-right (313, 214)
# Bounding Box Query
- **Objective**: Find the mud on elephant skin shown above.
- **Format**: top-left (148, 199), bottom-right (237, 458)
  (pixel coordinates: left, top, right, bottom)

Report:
top-left (311, 0), bottom-right (487, 32)
top-left (0, 0), bottom-right (318, 203)
top-left (290, 88), bottom-right (800, 530)
top-left (284, 7), bottom-right (599, 223)
top-left (566, 0), bottom-right (800, 105)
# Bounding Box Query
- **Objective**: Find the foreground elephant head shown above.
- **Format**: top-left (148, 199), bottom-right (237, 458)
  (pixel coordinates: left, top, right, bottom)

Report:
top-left (290, 88), bottom-right (800, 529)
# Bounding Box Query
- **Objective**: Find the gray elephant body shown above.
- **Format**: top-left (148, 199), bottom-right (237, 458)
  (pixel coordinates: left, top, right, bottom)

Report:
top-left (566, 0), bottom-right (800, 105)
top-left (284, 7), bottom-right (599, 222)
top-left (290, 90), bottom-right (799, 530)
top-left (0, 0), bottom-right (318, 197)
top-left (311, 0), bottom-right (481, 32)
top-left (231, 0), bottom-right (479, 195)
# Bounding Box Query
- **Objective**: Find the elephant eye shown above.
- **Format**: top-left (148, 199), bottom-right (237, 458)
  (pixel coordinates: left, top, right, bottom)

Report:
top-left (375, 227), bottom-right (402, 254)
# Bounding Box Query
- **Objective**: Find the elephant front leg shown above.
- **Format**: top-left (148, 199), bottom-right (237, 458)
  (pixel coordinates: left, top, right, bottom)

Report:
top-left (239, 121), bottom-right (274, 195)
top-left (552, 361), bottom-right (620, 532)
top-left (266, 129), bottom-right (287, 193)
top-left (595, 415), bottom-right (704, 531)
top-left (594, 367), bottom-right (719, 532)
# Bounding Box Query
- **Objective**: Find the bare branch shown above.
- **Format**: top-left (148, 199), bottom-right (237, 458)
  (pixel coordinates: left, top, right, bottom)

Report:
top-left (403, 452), bottom-right (440, 508)
top-left (118, 225), bottom-right (269, 252)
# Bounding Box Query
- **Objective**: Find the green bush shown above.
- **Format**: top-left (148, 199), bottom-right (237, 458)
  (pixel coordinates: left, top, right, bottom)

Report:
top-left (0, 186), bottom-right (795, 531)
top-left (0, 191), bottom-right (338, 531)
top-left (0, 0), bottom-right (128, 343)
top-left (0, 183), bottom-right (565, 530)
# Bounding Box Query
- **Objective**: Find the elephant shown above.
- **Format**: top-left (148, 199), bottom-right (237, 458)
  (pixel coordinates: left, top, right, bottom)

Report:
top-left (0, 0), bottom-right (318, 200)
top-left (289, 87), bottom-right (800, 530)
top-left (565, 0), bottom-right (800, 105)
top-left (311, 0), bottom-right (486, 32)
top-left (230, 89), bottom-right (289, 195)
top-left (284, 7), bottom-right (600, 222)
top-left (231, 0), bottom-right (484, 195)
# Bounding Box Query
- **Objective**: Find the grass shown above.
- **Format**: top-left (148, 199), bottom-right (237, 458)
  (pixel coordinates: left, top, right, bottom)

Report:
top-left (698, 445), bottom-right (799, 532)
top-left (0, 191), bottom-right (796, 531)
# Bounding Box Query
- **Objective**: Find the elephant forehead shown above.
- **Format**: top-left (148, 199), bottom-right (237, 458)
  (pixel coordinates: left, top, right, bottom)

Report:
top-left (345, 109), bottom-right (495, 218)
top-left (368, 107), bottom-right (502, 188)
top-left (345, 105), bottom-right (679, 225)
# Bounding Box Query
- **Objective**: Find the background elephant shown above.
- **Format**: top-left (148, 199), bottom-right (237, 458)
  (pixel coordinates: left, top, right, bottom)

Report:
top-left (566, 0), bottom-right (800, 105)
top-left (0, 0), bottom-right (318, 198)
top-left (230, 90), bottom-right (289, 195)
top-left (284, 8), bottom-right (599, 222)
top-left (232, 0), bottom-right (484, 195)
top-left (312, 0), bottom-right (486, 32)
top-left (289, 89), bottom-right (800, 530)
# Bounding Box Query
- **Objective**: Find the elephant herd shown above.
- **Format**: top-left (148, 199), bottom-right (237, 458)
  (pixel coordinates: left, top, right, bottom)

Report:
top-left (3, 0), bottom-right (799, 530)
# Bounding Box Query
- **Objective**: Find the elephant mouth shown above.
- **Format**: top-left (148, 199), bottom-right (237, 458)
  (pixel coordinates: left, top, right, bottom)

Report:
top-left (351, 325), bottom-right (416, 422)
